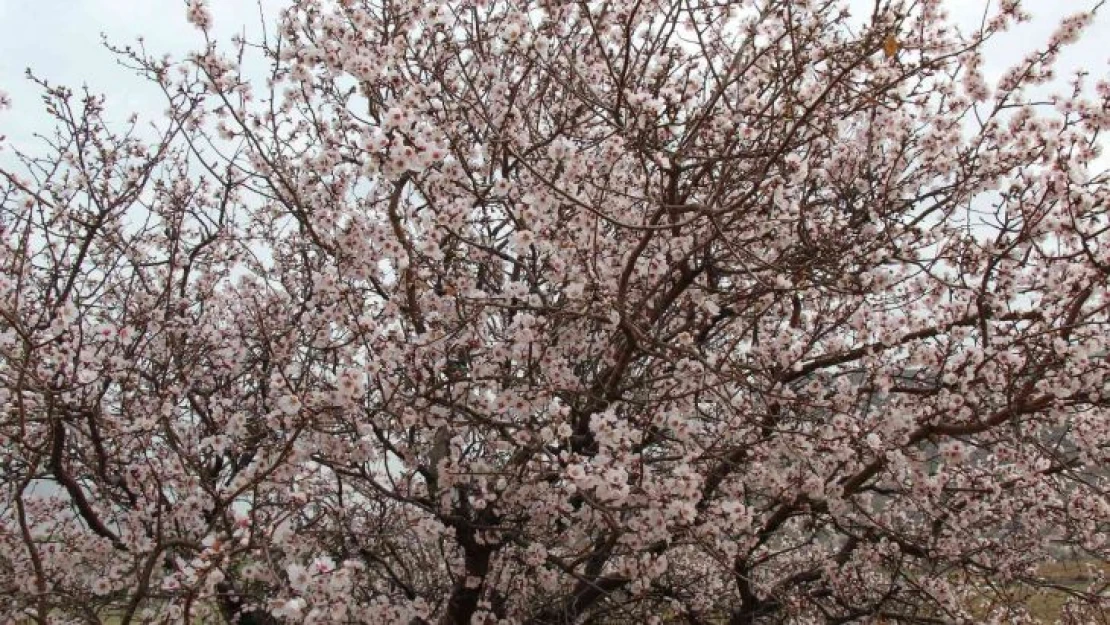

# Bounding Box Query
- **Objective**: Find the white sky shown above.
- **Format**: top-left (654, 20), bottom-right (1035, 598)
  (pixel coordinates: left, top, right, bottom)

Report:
top-left (0, 1), bottom-right (1107, 151)
top-left (0, 0), bottom-right (284, 150)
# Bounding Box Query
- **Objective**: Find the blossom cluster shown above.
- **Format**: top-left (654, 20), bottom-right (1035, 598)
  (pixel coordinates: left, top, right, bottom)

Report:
top-left (0, 0), bottom-right (1107, 623)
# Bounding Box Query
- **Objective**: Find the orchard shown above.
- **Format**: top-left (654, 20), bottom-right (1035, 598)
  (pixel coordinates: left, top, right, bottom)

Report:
top-left (0, 0), bottom-right (1108, 623)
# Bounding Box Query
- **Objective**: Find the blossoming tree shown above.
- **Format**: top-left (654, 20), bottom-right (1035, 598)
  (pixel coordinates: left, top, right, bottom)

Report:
top-left (1, 0), bottom-right (1108, 622)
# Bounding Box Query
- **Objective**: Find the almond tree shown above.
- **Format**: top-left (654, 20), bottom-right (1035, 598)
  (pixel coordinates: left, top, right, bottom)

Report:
top-left (1, 0), bottom-right (1108, 623)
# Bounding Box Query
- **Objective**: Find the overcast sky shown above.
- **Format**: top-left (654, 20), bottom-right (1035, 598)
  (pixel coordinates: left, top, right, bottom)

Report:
top-left (1, 0), bottom-right (1108, 152)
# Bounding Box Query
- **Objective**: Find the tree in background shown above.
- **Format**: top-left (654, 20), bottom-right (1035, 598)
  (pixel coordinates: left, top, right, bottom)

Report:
top-left (1, 0), bottom-right (1108, 622)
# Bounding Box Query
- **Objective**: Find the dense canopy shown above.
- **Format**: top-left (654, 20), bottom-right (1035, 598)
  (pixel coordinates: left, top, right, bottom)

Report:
top-left (1, 0), bottom-right (1108, 623)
